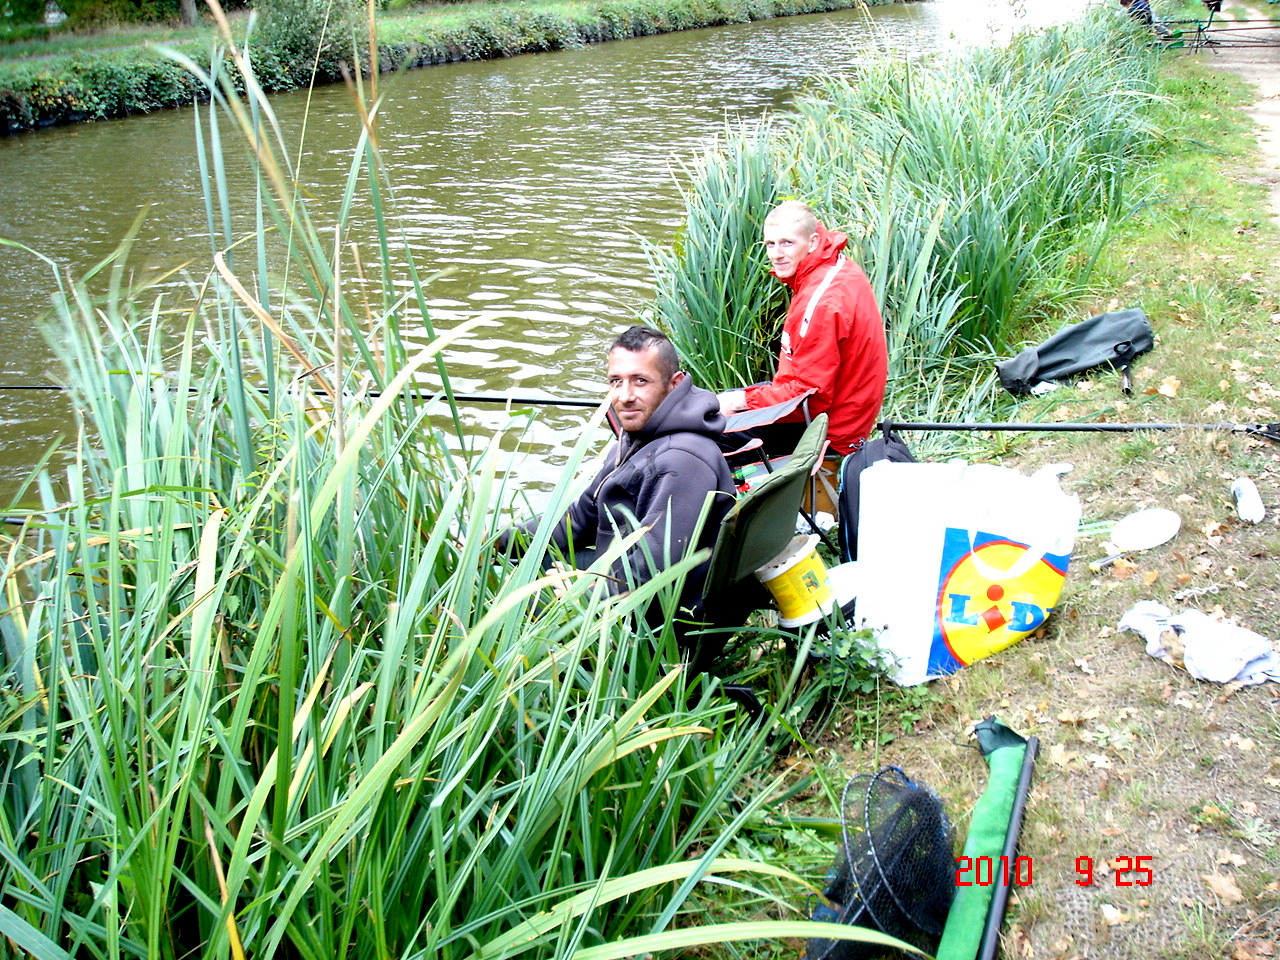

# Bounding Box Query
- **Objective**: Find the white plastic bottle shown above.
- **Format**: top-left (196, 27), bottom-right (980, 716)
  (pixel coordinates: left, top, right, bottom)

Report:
top-left (1230, 477), bottom-right (1265, 524)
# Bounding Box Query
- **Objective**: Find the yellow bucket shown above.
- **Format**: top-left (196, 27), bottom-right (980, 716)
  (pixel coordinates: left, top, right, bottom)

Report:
top-left (754, 534), bottom-right (834, 627)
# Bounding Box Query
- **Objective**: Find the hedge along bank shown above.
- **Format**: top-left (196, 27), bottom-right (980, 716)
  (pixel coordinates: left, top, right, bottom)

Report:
top-left (0, 0), bottom-right (909, 134)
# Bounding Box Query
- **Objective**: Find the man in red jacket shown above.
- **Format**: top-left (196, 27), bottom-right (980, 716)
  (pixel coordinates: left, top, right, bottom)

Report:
top-left (718, 201), bottom-right (888, 455)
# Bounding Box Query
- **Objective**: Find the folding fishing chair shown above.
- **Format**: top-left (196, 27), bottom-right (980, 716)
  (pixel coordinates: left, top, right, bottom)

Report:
top-left (722, 389), bottom-right (840, 545)
top-left (680, 414), bottom-right (829, 678)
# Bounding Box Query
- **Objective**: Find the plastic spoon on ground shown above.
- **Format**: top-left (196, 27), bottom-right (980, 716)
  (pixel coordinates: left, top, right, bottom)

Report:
top-left (1088, 508), bottom-right (1182, 572)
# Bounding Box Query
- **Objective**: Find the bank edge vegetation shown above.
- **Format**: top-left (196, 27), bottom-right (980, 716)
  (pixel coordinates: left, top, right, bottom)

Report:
top-left (0, 0), bottom-right (899, 134)
top-left (0, 9), bottom-right (1178, 960)
top-left (652, 15), bottom-right (1166, 437)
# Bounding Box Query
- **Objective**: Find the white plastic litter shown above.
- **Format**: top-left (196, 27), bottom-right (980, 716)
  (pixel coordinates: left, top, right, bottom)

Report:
top-left (1230, 477), bottom-right (1265, 524)
top-left (793, 512), bottom-right (837, 534)
top-left (1118, 600), bottom-right (1280, 684)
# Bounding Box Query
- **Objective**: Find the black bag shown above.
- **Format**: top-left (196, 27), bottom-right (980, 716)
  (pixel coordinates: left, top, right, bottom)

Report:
top-left (996, 307), bottom-right (1154, 396)
top-left (838, 428), bottom-right (917, 563)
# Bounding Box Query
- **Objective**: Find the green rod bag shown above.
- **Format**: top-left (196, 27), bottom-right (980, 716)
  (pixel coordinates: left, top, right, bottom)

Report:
top-left (934, 718), bottom-right (1029, 960)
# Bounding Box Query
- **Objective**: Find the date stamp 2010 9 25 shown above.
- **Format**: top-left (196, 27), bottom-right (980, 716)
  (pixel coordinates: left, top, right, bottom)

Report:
top-left (954, 855), bottom-right (1156, 887)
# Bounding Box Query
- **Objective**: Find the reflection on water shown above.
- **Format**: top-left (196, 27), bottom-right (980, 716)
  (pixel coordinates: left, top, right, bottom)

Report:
top-left (0, 0), bottom-right (1090, 500)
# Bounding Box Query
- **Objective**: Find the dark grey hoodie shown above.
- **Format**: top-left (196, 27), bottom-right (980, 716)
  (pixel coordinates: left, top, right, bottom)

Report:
top-left (523, 376), bottom-right (737, 612)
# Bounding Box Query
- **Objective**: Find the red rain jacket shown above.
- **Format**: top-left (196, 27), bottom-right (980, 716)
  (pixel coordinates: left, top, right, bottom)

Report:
top-left (744, 222), bottom-right (888, 454)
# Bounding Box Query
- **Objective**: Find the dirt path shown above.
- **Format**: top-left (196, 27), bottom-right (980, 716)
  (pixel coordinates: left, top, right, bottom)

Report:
top-left (1199, 7), bottom-right (1280, 215)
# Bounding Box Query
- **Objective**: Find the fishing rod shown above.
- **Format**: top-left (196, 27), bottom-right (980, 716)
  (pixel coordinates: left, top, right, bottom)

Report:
top-left (0, 383), bottom-right (603, 409)
top-left (881, 419), bottom-right (1280, 444)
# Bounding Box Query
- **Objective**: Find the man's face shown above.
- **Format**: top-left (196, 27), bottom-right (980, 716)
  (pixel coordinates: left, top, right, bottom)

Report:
top-left (606, 346), bottom-right (683, 434)
top-left (762, 214), bottom-right (819, 280)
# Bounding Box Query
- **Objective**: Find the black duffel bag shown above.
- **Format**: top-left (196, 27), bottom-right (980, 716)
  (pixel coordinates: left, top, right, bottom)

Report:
top-left (996, 307), bottom-right (1154, 396)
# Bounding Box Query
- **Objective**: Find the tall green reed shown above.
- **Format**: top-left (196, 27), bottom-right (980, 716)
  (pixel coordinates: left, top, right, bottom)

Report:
top-left (789, 14), bottom-right (1163, 352)
top-left (0, 12), bottom-right (924, 960)
top-left (651, 13), bottom-right (1167, 446)
top-left (643, 124), bottom-right (786, 391)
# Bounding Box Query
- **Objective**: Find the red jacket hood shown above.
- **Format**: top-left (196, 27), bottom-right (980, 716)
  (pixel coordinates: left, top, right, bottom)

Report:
top-left (774, 221), bottom-right (849, 291)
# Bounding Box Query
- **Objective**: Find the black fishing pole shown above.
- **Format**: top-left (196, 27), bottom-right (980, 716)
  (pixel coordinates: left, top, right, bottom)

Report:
top-left (0, 383), bottom-right (603, 409)
top-left (881, 420), bottom-right (1280, 444)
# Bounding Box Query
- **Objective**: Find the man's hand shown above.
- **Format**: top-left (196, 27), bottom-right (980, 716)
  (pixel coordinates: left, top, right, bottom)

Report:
top-left (717, 390), bottom-right (747, 416)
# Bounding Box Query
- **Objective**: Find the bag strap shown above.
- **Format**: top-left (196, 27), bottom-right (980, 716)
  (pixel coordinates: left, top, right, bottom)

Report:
top-left (964, 536), bottom-right (1051, 582)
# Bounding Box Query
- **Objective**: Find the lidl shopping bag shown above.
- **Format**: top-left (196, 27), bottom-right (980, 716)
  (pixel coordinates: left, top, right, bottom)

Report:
top-left (855, 460), bottom-right (1080, 686)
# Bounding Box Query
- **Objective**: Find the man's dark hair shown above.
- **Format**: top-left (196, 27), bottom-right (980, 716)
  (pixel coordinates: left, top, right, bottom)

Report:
top-left (611, 325), bottom-right (680, 381)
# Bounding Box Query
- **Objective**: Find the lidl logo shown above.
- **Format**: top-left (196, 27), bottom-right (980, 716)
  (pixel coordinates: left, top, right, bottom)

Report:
top-left (928, 528), bottom-right (1070, 677)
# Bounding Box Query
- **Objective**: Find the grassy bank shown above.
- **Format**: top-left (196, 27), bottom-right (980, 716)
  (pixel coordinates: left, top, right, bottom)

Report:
top-left (0, 0), bottom-right (901, 134)
top-left (844, 50), bottom-right (1280, 955)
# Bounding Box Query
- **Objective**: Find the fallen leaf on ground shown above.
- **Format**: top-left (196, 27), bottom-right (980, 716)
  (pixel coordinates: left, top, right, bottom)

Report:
top-left (1100, 903), bottom-right (1127, 925)
top-left (1048, 743), bottom-right (1077, 767)
top-left (1232, 940), bottom-right (1276, 960)
top-left (1057, 707), bottom-right (1101, 725)
top-left (1143, 375), bottom-right (1182, 398)
top-left (1217, 848), bottom-right (1247, 867)
top-left (1110, 557), bottom-right (1139, 579)
top-left (1203, 872), bottom-right (1245, 903)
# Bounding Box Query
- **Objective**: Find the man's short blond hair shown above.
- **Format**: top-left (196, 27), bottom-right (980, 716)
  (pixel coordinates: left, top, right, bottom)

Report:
top-left (764, 200), bottom-right (818, 237)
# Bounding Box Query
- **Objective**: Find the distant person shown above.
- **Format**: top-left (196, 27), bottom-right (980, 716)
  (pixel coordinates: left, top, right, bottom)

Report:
top-left (499, 325), bottom-right (736, 619)
top-left (717, 201), bottom-right (888, 456)
top-left (1120, 0), bottom-right (1173, 36)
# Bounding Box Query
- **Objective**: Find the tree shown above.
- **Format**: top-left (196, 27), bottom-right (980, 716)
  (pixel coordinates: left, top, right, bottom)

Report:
top-left (258, 0), bottom-right (364, 86)
top-left (3, 0), bottom-right (50, 24)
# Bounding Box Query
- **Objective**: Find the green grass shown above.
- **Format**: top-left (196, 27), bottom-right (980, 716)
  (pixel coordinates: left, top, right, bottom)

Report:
top-left (642, 124), bottom-right (787, 391)
top-left (0, 18), bottom-right (233, 58)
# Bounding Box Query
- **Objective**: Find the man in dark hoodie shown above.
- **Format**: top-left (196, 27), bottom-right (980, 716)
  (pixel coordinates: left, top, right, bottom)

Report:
top-left (718, 201), bottom-right (888, 456)
top-left (502, 325), bottom-right (737, 617)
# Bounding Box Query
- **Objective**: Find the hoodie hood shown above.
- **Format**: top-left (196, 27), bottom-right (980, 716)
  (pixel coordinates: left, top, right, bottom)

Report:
top-left (624, 376), bottom-right (725, 446)
top-left (775, 220), bottom-right (849, 291)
